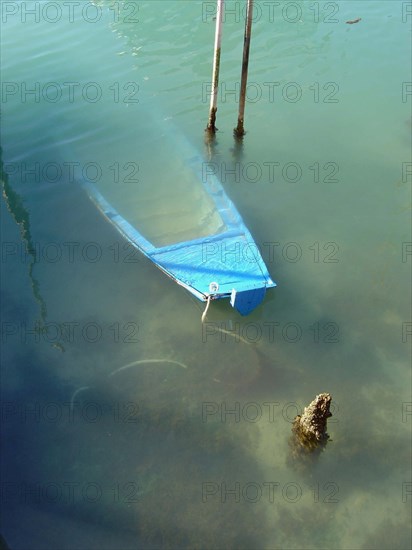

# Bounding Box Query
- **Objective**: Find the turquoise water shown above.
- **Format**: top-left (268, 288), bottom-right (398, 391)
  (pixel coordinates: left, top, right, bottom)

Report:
top-left (1, 1), bottom-right (411, 548)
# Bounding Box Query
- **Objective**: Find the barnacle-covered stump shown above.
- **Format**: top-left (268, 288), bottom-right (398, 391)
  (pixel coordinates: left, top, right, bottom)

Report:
top-left (290, 393), bottom-right (332, 464)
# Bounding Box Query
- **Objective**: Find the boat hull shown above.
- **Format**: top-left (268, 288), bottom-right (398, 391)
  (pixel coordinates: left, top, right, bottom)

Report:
top-left (81, 126), bottom-right (276, 315)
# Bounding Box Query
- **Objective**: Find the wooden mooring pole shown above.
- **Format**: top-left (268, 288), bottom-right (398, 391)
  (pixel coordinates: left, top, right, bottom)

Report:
top-left (234, 0), bottom-right (254, 139)
top-left (206, 0), bottom-right (224, 134)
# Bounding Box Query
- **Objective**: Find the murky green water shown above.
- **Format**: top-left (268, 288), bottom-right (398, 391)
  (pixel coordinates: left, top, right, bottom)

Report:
top-left (1, 1), bottom-right (411, 549)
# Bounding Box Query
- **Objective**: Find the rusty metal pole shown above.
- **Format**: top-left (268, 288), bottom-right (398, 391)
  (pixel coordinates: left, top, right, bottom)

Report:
top-left (206, 0), bottom-right (224, 134)
top-left (234, 0), bottom-right (254, 138)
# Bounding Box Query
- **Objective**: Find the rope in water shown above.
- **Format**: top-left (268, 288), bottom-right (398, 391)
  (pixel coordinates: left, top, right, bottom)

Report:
top-left (109, 359), bottom-right (188, 377)
top-left (201, 281), bottom-right (219, 322)
top-left (69, 385), bottom-right (90, 412)
top-left (69, 360), bottom-right (189, 409)
top-left (201, 295), bottom-right (212, 323)
top-left (202, 281), bottom-right (219, 323)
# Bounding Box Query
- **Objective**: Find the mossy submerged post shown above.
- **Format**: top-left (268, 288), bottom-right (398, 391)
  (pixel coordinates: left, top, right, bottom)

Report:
top-left (290, 393), bottom-right (332, 459)
top-left (206, 0), bottom-right (224, 134)
top-left (234, 0), bottom-right (254, 139)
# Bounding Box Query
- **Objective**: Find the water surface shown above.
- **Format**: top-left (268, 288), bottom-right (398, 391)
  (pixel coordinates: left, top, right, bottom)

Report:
top-left (1, 1), bottom-right (411, 549)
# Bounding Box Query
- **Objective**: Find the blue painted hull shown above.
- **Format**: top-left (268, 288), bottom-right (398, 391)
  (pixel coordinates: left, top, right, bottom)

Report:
top-left (82, 127), bottom-right (276, 315)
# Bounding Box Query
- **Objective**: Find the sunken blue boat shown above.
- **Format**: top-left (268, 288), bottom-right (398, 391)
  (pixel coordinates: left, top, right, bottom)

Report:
top-left (82, 120), bottom-right (276, 316)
